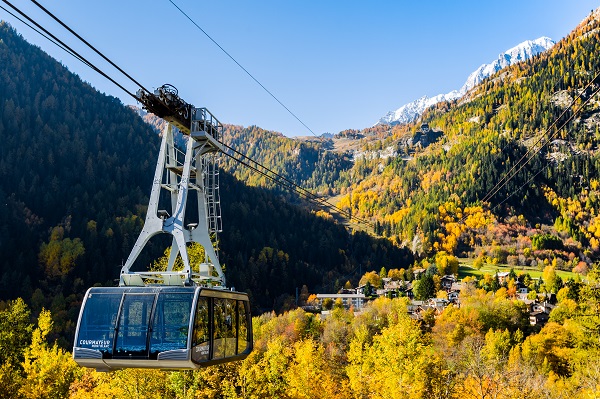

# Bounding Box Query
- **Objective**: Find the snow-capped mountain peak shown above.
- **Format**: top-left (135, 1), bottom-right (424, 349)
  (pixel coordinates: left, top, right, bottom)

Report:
top-left (377, 36), bottom-right (556, 126)
top-left (459, 36), bottom-right (555, 94)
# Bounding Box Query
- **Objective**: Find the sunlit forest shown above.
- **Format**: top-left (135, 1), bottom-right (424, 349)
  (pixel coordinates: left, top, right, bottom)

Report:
top-left (2, 2), bottom-right (600, 399)
top-left (332, 9), bottom-right (600, 266)
top-left (0, 20), bottom-right (412, 347)
top-left (2, 262), bottom-right (599, 398)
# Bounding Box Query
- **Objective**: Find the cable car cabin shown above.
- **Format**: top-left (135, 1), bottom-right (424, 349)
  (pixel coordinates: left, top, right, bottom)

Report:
top-left (72, 286), bottom-right (252, 371)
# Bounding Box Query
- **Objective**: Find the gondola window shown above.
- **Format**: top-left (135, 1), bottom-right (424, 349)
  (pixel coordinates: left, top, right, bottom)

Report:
top-left (76, 292), bottom-right (121, 354)
top-left (151, 293), bottom-right (194, 356)
top-left (192, 296), bottom-right (210, 362)
top-left (237, 299), bottom-right (249, 354)
top-left (114, 294), bottom-right (154, 357)
top-left (212, 298), bottom-right (237, 359)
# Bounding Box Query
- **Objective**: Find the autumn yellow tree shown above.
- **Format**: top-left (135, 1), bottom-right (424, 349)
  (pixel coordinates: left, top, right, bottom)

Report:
top-left (347, 302), bottom-right (442, 399)
top-left (38, 226), bottom-right (85, 278)
top-left (285, 339), bottom-right (349, 399)
top-left (20, 309), bottom-right (81, 399)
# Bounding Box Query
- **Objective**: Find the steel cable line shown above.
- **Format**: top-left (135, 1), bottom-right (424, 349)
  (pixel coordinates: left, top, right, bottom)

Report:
top-left (4, 1), bottom-right (375, 231)
top-left (458, 73), bottom-right (600, 226)
top-left (220, 151), bottom-right (353, 224)
top-left (29, 0), bottom-right (151, 95)
top-left (489, 166), bottom-right (546, 215)
top-left (220, 142), bottom-right (374, 228)
top-left (221, 150), bottom-right (335, 213)
top-left (481, 79), bottom-right (600, 207)
top-left (480, 69), bottom-right (600, 205)
top-left (232, 152), bottom-right (367, 225)
top-left (166, 0), bottom-right (319, 138)
top-left (1, 0), bottom-right (139, 101)
top-left (0, 3), bottom-right (83, 64)
top-left (481, 69), bottom-right (599, 204)
top-left (219, 140), bottom-right (373, 226)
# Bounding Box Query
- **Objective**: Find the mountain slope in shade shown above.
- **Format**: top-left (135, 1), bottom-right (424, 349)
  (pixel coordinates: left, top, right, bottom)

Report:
top-left (377, 36), bottom-right (556, 126)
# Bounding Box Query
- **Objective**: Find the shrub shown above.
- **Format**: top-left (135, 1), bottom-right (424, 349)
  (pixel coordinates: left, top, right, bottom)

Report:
top-left (531, 234), bottom-right (563, 251)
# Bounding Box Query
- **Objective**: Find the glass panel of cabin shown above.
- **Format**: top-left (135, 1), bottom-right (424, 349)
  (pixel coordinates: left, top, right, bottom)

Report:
top-left (114, 294), bottom-right (155, 357)
top-left (150, 292), bottom-right (194, 356)
top-left (192, 296), bottom-right (210, 362)
top-left (237, 300), bottom-right (249, 354)
top-left (212, 298), bottom-right (226, 360)
top-left (212, 298), bottom-right (237, 359)
top-left (224, 299), bottom-right (237, 357)
top-left (76, 292), bottom-right (122, 355)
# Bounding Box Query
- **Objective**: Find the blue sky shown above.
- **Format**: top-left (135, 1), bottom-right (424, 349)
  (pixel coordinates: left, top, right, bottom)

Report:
top-left (2, 1), bottom-right (598, 136)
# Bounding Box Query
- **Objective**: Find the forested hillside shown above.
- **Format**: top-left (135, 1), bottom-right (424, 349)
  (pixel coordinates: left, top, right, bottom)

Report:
top-left (0, 21), bottom-right (157, 298)
top-left (333, 8), bottom-right (600, 266)
top-left (221, 125), bottom-right (353, 195)
top-left (221, 9), bottom-right (600, 271)
top-left (2, 273), bottom-right (600, 398)
top-left (2, 5), bottom-right (600, 399)
top-left (0, 22), bottom-right (412, 342)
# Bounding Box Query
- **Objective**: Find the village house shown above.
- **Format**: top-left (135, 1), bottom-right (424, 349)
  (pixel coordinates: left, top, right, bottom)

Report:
top-left (450, 281), bottom-right (463, 292)
top-left (448, 290), bottom-right (460, 302)
top-left (407, 298), bottom-right (453, 320)
top-left (515, 282), bottom-right (529, 300)
top-left (440, 275), bottom-right (456, 290)
top-left (407, 300), bottom-right (427, 319)
top-left (496, 271), bottom-right (511, 285)
top-left (413, 268), bottom-right (426, 279)
top-left (377, 279), bottom-right (413, 299)
top-left (427, 298), bottom-right (450, 313)
top-left (529, 310), bottom-right (549, 326)
top-left (316, 292), bottom-right (367, 311)
top-left (529, 301), bottom-right (555, 327)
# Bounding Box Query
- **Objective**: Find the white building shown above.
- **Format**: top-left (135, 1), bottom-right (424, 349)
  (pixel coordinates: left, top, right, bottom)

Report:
top-left (316, 293), bottom-right (367, 310)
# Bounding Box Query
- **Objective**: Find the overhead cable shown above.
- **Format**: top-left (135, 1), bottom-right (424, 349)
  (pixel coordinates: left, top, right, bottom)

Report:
top-left (0, 0), bottom-right (139, 101)
top-left (221, 143), bottom-right (374, 228)
top-left (167, 0), bottom-right (319, 138)
top-left (458, 72), bottom-right (600, 226)
top-left (1, 1), bottom-right (373, 231)
top-left (29, 0), bottom-right (151, 95)
top-left (480, 70), bottom-right (600, 205)
top-left (0, 3), bottom-right (83, 63)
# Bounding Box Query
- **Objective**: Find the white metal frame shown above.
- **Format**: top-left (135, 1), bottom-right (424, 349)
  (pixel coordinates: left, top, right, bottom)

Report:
top-left (120, 108), bottom-right (226, 286)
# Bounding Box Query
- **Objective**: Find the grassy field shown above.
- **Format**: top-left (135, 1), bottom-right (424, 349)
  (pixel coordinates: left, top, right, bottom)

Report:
top-left (457, 258), bottom-right (578, 280)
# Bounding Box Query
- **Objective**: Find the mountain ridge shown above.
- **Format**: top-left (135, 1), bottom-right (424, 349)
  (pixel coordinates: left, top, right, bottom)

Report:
top-left (377, 36), bottom-right (556, 126)
top-left (0, 21), bottom-right (411, 320)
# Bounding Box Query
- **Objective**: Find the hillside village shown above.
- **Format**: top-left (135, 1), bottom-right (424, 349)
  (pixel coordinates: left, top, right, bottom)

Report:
top-left (1, 3), bottom-right (600, 398)
top-left (314, 268), bottom-right (557, 328)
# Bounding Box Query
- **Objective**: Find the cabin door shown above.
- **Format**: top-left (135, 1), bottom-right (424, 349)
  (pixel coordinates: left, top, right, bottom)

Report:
top-left (113, 293), bottom-right (156, 358)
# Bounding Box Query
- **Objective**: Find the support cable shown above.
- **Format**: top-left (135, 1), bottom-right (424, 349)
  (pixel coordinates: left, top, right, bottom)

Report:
top-left (489, 167), bottom-right (546, 216)
top-left (220, 141), bottom-right (371, 224)
top-left (480, 70), bottom-right (600, 205)
top-left (1, 0), bottom-right (139, 101)
top-left (221, 146), bottom-right (374, 229)
top-left (29, 0), bottom-right (152, 95)
top-left (2, 1), bottom-right (374, 231)
top-left (0, 3), bottom-right (83, 64)
top-left (167, 0), bottom-right (319, 138)
top-left (482, 80), bottom-right (600, 206)
top-left (458, 73), bottom-right (600, 225)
